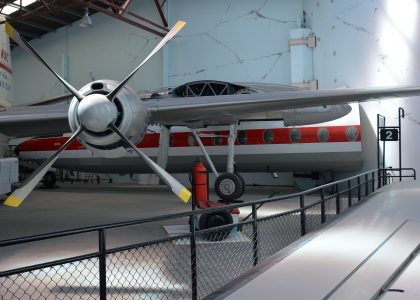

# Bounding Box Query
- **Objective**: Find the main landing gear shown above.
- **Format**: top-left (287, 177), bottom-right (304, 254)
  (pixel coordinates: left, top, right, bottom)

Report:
top-left (155, 123), bottom-right (246, 202)
top-left (192, 123), bottom-right (245, 202)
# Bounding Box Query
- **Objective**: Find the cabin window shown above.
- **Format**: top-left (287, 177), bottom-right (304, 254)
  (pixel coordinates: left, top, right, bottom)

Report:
top-left (213, 131), bottom-right (222, 145)
top-left (188, 133), bottom-right (197, 146)
top-left (346, 126), bottom-right (358, 141)
top-left (263, 129), bottom-right (274, 144)
top-left (317, 127), bottom-right (329, 142)
top-left (289, 128), bottom-right (301, 143)
top-left (237, 131), bottom-right (247, 145)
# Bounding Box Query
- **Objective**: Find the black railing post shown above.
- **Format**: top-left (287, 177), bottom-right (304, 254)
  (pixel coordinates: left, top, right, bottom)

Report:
top-left (347, 180), bottom-right (352, 207)
top-left (399, 107), bottom-right (405, 181)
top-left (300, 194), bottom-right (306, 236)
top-left (384, 169), bottom-right (388, 186)
top-left (357, 176), bottom-right (361, 202)
top-left (320, 189), bottom-right (325, 224)
top-left (252, 204), bottom-right (259, 266)
top-left (98, 229), bottom-right (107, 300)
top-left (372, 171), bottom-right (375, 192)
top-left (378, 169), bottom-right (382, 189)
top-left (335, 184), bottom-right (340, 215)
top-left (190, 214), bottom-right (198, 300)
top-left (365, 173), bottom-right (369, 196)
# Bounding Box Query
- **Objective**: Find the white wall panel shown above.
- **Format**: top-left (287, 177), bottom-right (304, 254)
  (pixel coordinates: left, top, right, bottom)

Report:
top-left (167, 0), bottom-right (303, 86)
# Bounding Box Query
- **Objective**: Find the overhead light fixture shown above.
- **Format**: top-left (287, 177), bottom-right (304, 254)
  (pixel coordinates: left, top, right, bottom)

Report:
top-left (79, 8), bottom-right (92, 28)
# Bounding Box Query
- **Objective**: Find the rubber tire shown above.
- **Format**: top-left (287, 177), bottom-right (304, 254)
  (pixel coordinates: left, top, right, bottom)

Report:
top-left (42, 171), bottom-right (56, 189)
top-left (199, 210), bottom-right (233, 241)
top-left (234, 172), bottom-right (246, 198)
top-left (214, 173), bottom-right (243, 201)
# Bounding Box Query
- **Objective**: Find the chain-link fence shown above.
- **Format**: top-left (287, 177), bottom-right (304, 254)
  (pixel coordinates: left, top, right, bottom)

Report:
top-left (0, 168), bottom-right (415, 299)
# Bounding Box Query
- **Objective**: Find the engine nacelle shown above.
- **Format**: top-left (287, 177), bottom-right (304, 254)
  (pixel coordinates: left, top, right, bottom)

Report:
top-left (68, 80), bottom-right (148, 158)
top-left (282, 105), bottom-right (352, 126)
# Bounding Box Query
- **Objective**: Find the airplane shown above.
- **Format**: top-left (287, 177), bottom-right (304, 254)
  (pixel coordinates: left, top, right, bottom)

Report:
top-left (2, 19), bottom-right (420, 208)
top-left (14, 86), bottom-right (362, 194)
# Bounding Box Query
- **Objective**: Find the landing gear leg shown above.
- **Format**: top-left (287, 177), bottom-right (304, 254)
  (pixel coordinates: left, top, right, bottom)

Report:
top-left (214, 123), bottom-right (245, 201)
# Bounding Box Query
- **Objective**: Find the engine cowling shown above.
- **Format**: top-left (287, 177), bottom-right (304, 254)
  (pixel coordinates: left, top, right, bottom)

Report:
top-left (68, 80), bottom-right (148, 158)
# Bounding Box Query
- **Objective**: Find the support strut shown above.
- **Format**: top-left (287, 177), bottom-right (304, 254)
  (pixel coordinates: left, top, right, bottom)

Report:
top-left (191, 129), bottom-right (219, 177)
top-left (227, 123), bottom-right (237, 174)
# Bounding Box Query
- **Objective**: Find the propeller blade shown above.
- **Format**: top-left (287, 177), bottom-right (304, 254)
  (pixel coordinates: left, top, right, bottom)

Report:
top-left (109, 124), bottom-right (191, 203)
top-left (107, 20), bottom-right (186, 101)
top-left (4, 22), bottom-right (84, 101)
top-left (4, 126), bottom-right (84, 207)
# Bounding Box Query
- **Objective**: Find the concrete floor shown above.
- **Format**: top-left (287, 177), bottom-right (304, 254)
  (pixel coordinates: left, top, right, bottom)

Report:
top-left (0, 182), bottom-right (307, 272)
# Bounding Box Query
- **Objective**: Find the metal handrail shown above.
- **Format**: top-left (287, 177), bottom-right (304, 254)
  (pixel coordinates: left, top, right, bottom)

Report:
top-left (0, 168), bottom-right (414, 248)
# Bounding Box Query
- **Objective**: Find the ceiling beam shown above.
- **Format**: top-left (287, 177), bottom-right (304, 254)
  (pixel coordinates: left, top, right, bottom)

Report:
top-left (73, 0), bottom-right (165, 37)
top-left (7, 3), bottom-right (71, 25)
top-left (18, 29), bottom-right (41, 39)
top-left (51, 3), bottom-right (84, 18)
top-left (154, 0), bottom-right (167, 28)
top-left (93, 0), bottom-right (168, 32)
top-left (6, 16), bottom-right (55, 32)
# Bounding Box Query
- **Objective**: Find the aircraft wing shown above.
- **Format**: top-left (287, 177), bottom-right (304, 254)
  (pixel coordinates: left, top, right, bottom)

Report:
top-left (0, 103), bottom-right (69, 137)
top-left (146, 85), bottom-right (420, 125)
top-left (1, 85), bottom-right (420, 138)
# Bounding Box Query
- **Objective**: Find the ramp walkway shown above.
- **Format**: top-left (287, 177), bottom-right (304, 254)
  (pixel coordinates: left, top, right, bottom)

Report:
top-left (211, 181), bottom-right (420, 299)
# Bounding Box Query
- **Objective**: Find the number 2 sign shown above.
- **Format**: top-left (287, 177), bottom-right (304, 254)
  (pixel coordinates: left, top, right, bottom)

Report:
top-left (380, 128), bottom-right (399, 141)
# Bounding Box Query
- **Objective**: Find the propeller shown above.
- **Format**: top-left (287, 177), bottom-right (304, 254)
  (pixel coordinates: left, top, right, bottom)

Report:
top-left (107, 21), bottom-right (185, 101)
top-left (3, 21), bottom-right (190, 207)
top-left (109, 124), bottom-right (191, 203)
top-left (4, 23), bottom-right (84, 101)
top-left (4, 126), bottom-right (84, 207)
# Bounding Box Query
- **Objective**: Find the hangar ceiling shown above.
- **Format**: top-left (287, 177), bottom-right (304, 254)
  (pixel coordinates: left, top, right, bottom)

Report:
top-left (1, 0), bottom-right (169, 47)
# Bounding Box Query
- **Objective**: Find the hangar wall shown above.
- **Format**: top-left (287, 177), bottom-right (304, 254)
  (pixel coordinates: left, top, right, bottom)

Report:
top-left (166, 0), bottom-right (303, 86)
top-left (11, 0), bottom-right (163, 105)
top-left (303, 0), bottom-right (420, 173)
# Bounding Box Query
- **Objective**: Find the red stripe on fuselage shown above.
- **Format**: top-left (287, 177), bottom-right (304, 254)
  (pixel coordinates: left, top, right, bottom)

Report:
top-left (19, 125), bottom-right (361, 152)
top-left (0, 62), bottom-right (12, 75)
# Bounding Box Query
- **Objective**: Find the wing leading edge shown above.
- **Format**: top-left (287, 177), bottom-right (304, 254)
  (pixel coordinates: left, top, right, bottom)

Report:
top-left (0, 104), bottom-right (69, 137)
top-left (1, 85), bottom-right (420, 138)
top-left (145, 85), bottom-right (420, 126)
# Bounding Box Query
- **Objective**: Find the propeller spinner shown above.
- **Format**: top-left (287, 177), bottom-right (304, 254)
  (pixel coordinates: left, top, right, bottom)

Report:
top-left (3, 21), bottom-right (190, 207)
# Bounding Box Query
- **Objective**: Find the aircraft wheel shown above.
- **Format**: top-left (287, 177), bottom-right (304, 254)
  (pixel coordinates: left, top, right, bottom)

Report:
top-left (234, 172), bottom-right (246, 198)
top-left (199, 210), bottom-right (233, 241)
top-left (215, 173), bottom-right (243, 201)
top-left (42, 171), bottom-right (56, 189)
